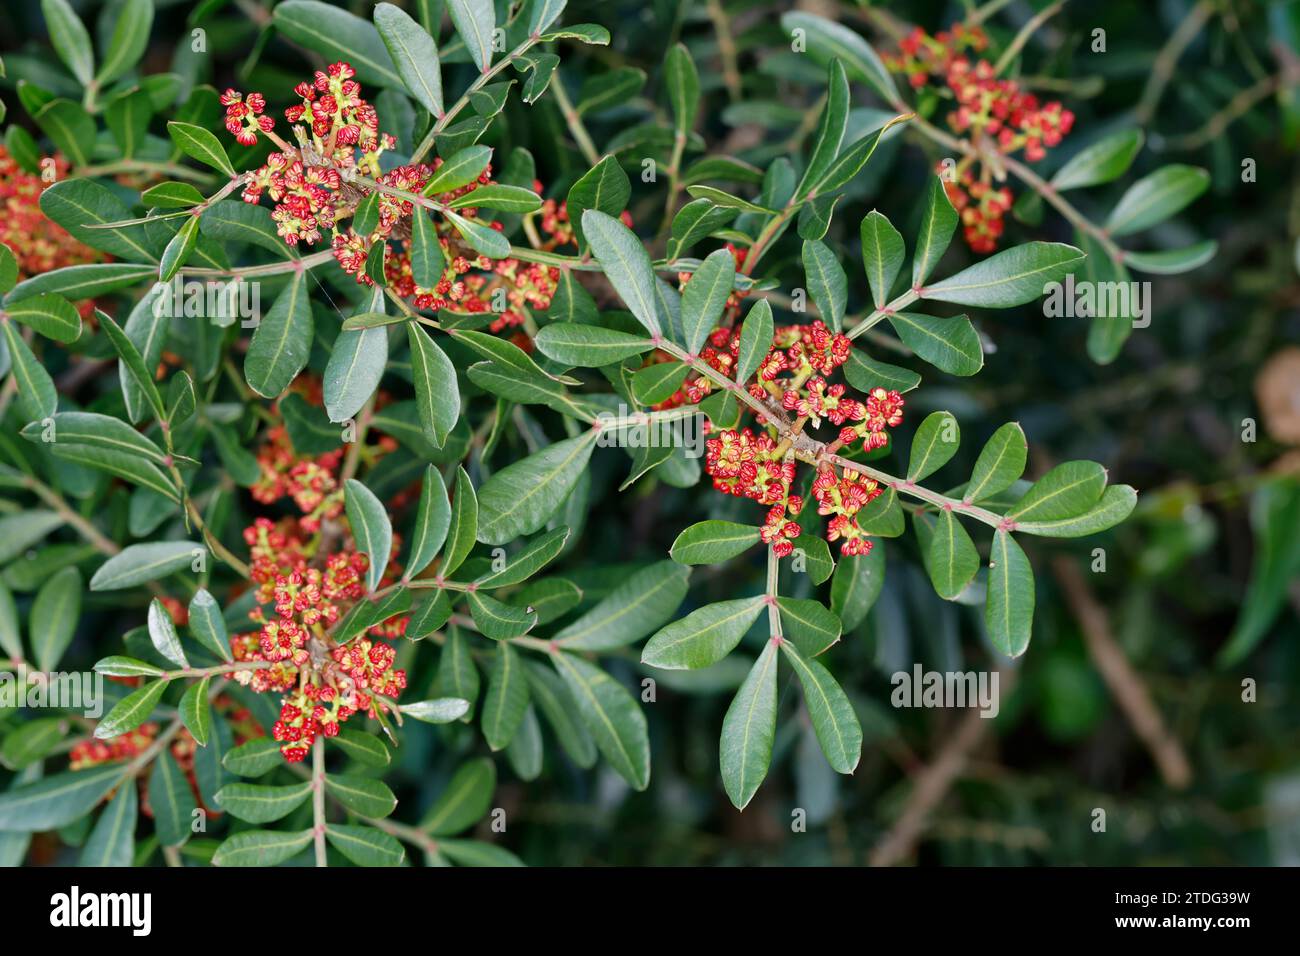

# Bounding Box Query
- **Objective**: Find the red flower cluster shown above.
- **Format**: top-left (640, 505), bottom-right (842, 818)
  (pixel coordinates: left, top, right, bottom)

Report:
top-left (698, 313), bottom-right (906, 557)
top-left (225, 389), bottom-right (412, 760)
top-left (252, 425), bottom-right (346, 532)
top-left (0, 146), bottom-right (106, 309)
top-left (885, 24), bottom-right (1075, 251)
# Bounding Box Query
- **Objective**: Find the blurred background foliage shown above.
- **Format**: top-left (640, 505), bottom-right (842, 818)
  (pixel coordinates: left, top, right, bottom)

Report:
top-left (2, 0), bottom-right (1297, 866)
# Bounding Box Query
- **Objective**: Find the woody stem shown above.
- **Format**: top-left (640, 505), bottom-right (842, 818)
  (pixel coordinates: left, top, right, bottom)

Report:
top-left (816, 451), bottom-right (1009, 529)
top-left (313, 737), bottom-right (328, 867)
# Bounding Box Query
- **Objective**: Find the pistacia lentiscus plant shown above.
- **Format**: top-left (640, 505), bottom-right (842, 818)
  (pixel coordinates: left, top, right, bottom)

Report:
top-left (0, 0), bottom-right (1155, 866)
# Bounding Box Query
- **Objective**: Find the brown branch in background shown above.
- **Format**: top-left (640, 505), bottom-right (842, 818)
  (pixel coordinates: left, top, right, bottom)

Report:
top-left (868, 668), bottom-right (1014, 867)
top-left (706, 0), bottom-right (742, 102)
top-left (1050, 555), bottom-right (1193, 789)
top-left (1135, 0), bottom-right (1216, 124)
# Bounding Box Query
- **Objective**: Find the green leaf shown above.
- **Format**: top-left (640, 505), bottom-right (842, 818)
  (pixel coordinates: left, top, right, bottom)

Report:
top-left (860, 210), bottom-right (905, 310)
top-left (330, 729), bottom-right (391, 767)
top-left (719, 640), bottom-right (778, 810)
top-left (213, 829), bottom-right (314, 867)
top-left (7, 262), bottom-right (155, 302)
top-left (0, 512), bottom-right (65, 565)
top-left (843, 348), bottom-right (920, 394)
top-left (217, 782), bottom-right (312, 824)
top-left (780, 641), bottom-right (861, 773)
top-left (682, 248), bottom-right (735, 353)
top-left (555, 561), bottom-right (689, 651)
top-left (1105, 165), bottom-right (1209, 237)
top-left (424, 145), bottom-right (492, 195)
top-left (421, 758), bottom-right (495, 835)
top-left (325, 326), bottom-right (388, 423)
top-left (533, 324), bottom-right (652, 366)
top-left (405, 466), bottom-right (450, 578)
top-left (734, 299), bottom-right (773, 385)
top-left (1051, 129), bottom-right (1144, 191)
top-left (2, 718), bottom-right (66, 770)
top-left (665, 42), bottom-right (699, 135)
top-left (667, 199), bottom-right (738, 260)
top-left (925, 510), bottom-right (979, 600)
top-left (79, 782), bottom-right (136, 867)
top-left (1015, 484), bottom-right (1137, 537)
top-left (985, 529), bottom-right (1034, 657)
top-left (793, 534), bottom-right (835, 584)
top-left (4, 292), bottom-right (81, 343)
top-left (245, 272), bottom-right (312, 398)
top-left (1218, 479), bottom-right (1300, 664)
top-left (830, 546), bottom-right (885, 631)
top-left (326, 775), bottom-right (397, 818)
top-left (179, 678), bottom-right (212, 746)
top-left (1009, 461), bottom-right (1107, 522)
top-left (95, 679), bottom-right (169, 739)
top-left (446, 210), bottom-right (509, 258)
top-left (797, 60), bottom-right (849, 197)
top-left (474, 526), bottom-right (570, 588)
top-left (374, 2), bottom-right (443, 116)
top-left (0, 765), bottom-right (123, 831)
top-left (802, 240), bottom-right (846, 332)
top-left (94, 656), bottom-right (165, 678)
top-left (630, 361), bottom-right (688, 406)
top-left (1123, 241), bottom-right (1217, 275)
top-left (912, 174), bottom-right (957, 286)
top-left (451, 184), bottom-right (542, 212)
top-left (482, 642), bottom-right (529, 750)
top-left (99, 310), bottom-right (164, 422)
top-left (152, 748), bottom-right (195, 846)
top-left (344, 479), bottom-right (392, 592)
top-left (582, 210), bottom-right (661, 336)
top-left (778, 597), bottom-right (842, 657)
top-left (447, 0), bottom-right (495, 72)
top-left (552, 651), bottom-right (650, 790)
top-left (326, 824), bottom-right (405, 866)
top-left (408, 207), bottom-right (445, 287)
top-left (642, 596), bottom-right (765, 670)
top-left (476, 431), bottom-right (598, 545)
top-left (167, 121), bottom-right (235, 177)
top-left (95, 0), bottom-right (152, 85)
top-left (42, 0), bottom-right (94, 85)
top-left (141, 181), bottom-right (205, 208)
top-left (1, 320), bottom-right (57, 421)
top-left (30, 566), bottom-right (81, 672)
top-left (781, 11), bottom-right (896, 104)
top-left (45, 441), bottom-right (179, 502)
top-left (0, 245), bottom-right (16, 294)
top-left (966, 422), bottom-right (1027, 503)
top-left (406, 324), bottom-right (460, 448)
top-left (188, 588), bottom-right (232, 662)
top-left (0, 582), bottom-right (20, 661)
top-left (21, 412), bottom-right (165, 465)
top-left (399, 698), bottom-right (470, 723)
top-left (467, 590), bottom-right (537, 639)
top-left (90, 541), bottom-right (200, 591)
top-left (222, 738), bottom-right (286, 777)
top-left (525, 660), bottom-right (597, 767)
top-left (886, 311), bottom-right (982, 376)
top-left (147, 597), bottom-right (187, 668)
top-left (35, 99), bottom-right (94, 167)
top-left (441, 466), bottom-right (477, 577)
top-left (200, 200), bottom-right (295, 257)
top-left (922, 242), bottom-right (1085, 307)
top-left (272, 1), bottom-right (400, 88)
top-left (40, 178), bottom-right (158, 263)
top-left (670, 520), bottom-right (760, 565)
top-left (159, 214), bottom-right (200, 282)
top-left (908, 411), bottom-right (959, 481)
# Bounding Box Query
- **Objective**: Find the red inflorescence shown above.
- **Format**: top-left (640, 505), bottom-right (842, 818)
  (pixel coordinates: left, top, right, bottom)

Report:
top-left (884, 24), bottom-right (1075, 252)
top-left (0, 146), bottom-right (107, 313)
top-left (699, 314), bottom-right (905, 558)
top-left (221, 65), bottom-right (630, 339)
